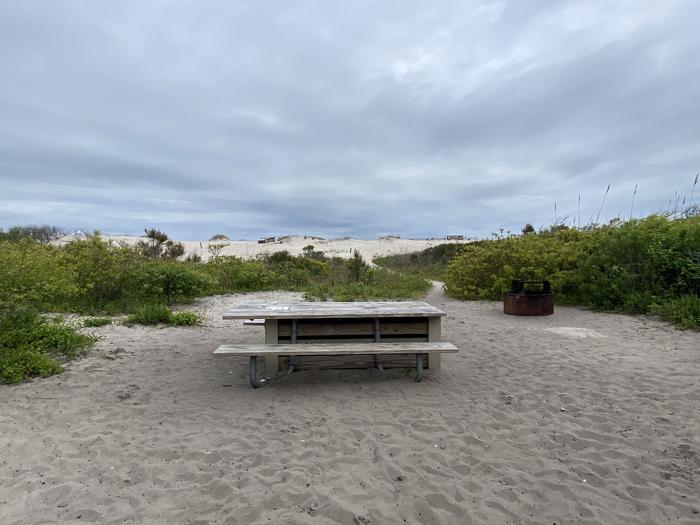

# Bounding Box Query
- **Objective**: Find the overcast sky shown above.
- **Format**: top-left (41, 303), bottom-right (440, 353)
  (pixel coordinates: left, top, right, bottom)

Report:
top-left (1, 1), bottom-right (699, 239)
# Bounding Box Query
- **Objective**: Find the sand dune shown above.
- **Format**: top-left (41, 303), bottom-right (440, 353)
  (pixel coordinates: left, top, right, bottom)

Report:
top-left (55, 234), bottom-right (471, 262)
top-left (1, 287), bottom-right (699, 524)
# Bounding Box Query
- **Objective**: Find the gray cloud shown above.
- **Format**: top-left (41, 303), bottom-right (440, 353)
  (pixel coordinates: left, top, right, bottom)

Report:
top-left (1, 0), bottom-right (698, 239)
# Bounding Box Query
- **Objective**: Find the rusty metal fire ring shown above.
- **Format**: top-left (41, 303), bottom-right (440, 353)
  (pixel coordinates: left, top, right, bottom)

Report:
top-left (503, 280), bottom-right (554, 316)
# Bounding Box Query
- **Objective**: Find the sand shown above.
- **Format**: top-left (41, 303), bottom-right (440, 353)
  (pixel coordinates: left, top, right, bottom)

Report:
top-left (54, 235), bottom-right (471, 262)
top-left (1, 286), bottom-right (699, 524)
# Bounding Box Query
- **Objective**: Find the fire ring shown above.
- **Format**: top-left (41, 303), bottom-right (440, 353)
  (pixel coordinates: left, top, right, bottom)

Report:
top-left (503, 280), bottom-right (554, 316)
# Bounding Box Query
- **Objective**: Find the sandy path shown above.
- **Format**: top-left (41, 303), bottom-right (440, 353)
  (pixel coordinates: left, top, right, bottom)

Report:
top-left (1, 289), bottom-right (698, 524)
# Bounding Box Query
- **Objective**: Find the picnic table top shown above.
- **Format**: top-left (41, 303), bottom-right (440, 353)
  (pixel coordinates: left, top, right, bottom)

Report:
top-left (222, 301), bottom-right (446, 320)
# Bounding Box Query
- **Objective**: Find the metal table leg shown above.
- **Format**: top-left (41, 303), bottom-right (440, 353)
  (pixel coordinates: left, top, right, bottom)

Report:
top-left (249, 356), bottom-right (268, 388)
top-left (415, 353), bottom-right (424, 382)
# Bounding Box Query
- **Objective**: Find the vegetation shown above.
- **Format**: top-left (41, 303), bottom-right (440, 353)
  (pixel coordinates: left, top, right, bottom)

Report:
top-left (651, 295), bottom-right (700, 329)
top-left (125, 304), bottom-right (199, 326)
top-left (0, 229), bottom-right (429, 381)
top-left (374, 243), bottom-right (466, 281)
top-left (0, 308), bottom-right (94, 384)
top-left (171, 311), bottom-right (200, 326)
top-left (442, 215), bottom-right (699, 328)
top-left (0, 224), bottom-right (65, 244)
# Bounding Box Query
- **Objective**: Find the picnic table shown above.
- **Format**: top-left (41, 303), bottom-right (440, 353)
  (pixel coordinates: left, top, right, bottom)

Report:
top-left (215, 301), bottom-right (458, 387)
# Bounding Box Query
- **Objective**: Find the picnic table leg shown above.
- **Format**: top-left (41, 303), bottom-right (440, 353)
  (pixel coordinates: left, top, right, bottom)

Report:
top-left (427, 317), bottom-right (442, 372)
top-left (415, 353), bottom-right (424, 382)
top-left (249, 356), bottom-right (268, 388)
top-left (374, 354), bottom-right (384, 372)
top-left (264, 319), bottom-right (279, 376)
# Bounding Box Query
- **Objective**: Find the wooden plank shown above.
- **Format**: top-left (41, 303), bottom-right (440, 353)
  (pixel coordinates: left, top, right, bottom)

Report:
top-left (276, 337), bottom-right (428, 344)
top-left (243, 319), bottom-right (265, 326)
top-left (214, 342), bottom-right (458, 357)
top-left (223, 301), bottom-right (446, 320)
top-left (277, 318), bottom-right (428, 337)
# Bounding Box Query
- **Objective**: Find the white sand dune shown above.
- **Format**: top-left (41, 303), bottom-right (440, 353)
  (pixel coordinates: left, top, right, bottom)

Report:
top-left (55, 234), bottom-right (472, 262)
top-left (1, 287), bottom-right (699, 524)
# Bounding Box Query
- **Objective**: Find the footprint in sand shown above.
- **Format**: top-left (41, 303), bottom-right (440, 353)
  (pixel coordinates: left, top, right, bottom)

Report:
top-left (544, 327), bottom-right (606, 339)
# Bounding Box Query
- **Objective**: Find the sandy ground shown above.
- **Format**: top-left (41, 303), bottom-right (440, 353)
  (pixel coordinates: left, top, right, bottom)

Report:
top-left (55, 235), bottom-right (471, 262)
top-left (1, 286), bottom-right (699, 524)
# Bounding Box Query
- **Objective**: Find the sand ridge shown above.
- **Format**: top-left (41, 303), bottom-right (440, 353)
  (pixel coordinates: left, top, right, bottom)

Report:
top-left (54, 235), bottom-right (472, 262)
top-left (1, 287), bottom-right (699, 524)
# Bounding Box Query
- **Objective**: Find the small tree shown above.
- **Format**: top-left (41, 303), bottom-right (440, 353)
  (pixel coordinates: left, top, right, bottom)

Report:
top-left (137, 228), bottom-right (184, 259)
top-left (208, 242), bottom-right (228, 257)
top-left (521, 223), bottom-right (535, 235)
top-left (209, 234), bottom-right (230, 241)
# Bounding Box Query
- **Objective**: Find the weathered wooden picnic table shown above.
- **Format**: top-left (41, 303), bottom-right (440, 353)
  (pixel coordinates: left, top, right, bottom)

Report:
top-left (215, 301), bottom-right (457, 387)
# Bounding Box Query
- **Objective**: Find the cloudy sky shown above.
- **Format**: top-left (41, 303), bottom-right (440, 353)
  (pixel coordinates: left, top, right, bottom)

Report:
top-left (1, 1), bottom-right (698, 239)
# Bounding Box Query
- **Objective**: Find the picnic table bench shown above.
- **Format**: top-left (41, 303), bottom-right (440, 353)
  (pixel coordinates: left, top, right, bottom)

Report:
top-left (216, 301), bottom-right (457, 387)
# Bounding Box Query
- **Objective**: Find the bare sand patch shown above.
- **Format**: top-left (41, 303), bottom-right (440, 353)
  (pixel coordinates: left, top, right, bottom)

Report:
top-left (1, 288), bottom-right (698, 524)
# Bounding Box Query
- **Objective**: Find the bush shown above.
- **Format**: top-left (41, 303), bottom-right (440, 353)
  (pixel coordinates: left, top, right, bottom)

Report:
top-left (0, 239), bottom-right (78, 309)
top-left (126, 304), bottom-right (174, 325)
top-left (204, 256), bottom-right (278, 292)
top-left (0, 224), bottom-right (65, 244)
top-left (171, 311), bottom-right (200, 326)
top-left (445, 229), bottom-right (587, 303)
top-left (83, 317), bottom-right (112, 327)
top-left (125, 304), bottom-right (200, 326)
top-left (134, 261), bottom-right (214, 304)
top-left (443, 215), bottom-right (699, 327)
top-left (62, 235), bottom-right (141, 310)
top-left (0, 309), bottom-right (94, 384)
top-left (577, 215), bottom-right (699, 311)
top-left (651, 295), bottom-right (700, 329)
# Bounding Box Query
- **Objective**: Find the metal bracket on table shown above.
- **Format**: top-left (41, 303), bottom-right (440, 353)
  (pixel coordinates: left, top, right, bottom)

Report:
top-left (249, 355), bottom-right (299, 388)
top-left (250, 319), bottom-right (300, 388)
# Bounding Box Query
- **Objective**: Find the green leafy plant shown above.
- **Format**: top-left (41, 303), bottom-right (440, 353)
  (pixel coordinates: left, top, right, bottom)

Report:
top-left (126, 304), bottom-right (174, 325)
top-left (441, 214), bottom-right (699, 328)
top-left (0, 309), bottom-right (94, 384)
top-left (170, 311), bottom-right (200, 326)
top-left (651, 295), bottom-right (700, 329)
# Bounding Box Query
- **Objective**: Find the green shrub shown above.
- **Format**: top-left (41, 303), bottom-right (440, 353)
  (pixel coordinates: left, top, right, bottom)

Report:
top-left (204, 256), bottom-right (278, 292)
top-left (124, 305), bottom-right (200, 326)
top-left (0, 309), bottom-right (94, 384)
top-left (0, 225), bottom-right (64, 244)
top-left (83, 317), bottom-right (112, 327)
top-left (445, 228), bottom-right (587, 303)
top-left (134, 261), bottom-right (214, 303)
top-left (577, 215), bottom-right (699, 311)
top-left (170, 311), bottom-right (200, 326)
top-left (62, 235), bottom-right (141, 310)
top-left (442, 215), bottom-right (699, 328)
top-left (0, 239), bottom-right (78, 309)
top-left (126, 304), bottom-right (173, 325)
top-left (651, 295), bottom-right (700, 329)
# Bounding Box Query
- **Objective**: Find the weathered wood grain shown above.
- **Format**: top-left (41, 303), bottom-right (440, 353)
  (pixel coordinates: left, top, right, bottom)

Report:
top-left (223, 301), bottom-right (446, 320)
top-left (277, 318), bottom-right (429, 337)
top-left (214, 342), bottom-right (458, 357)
